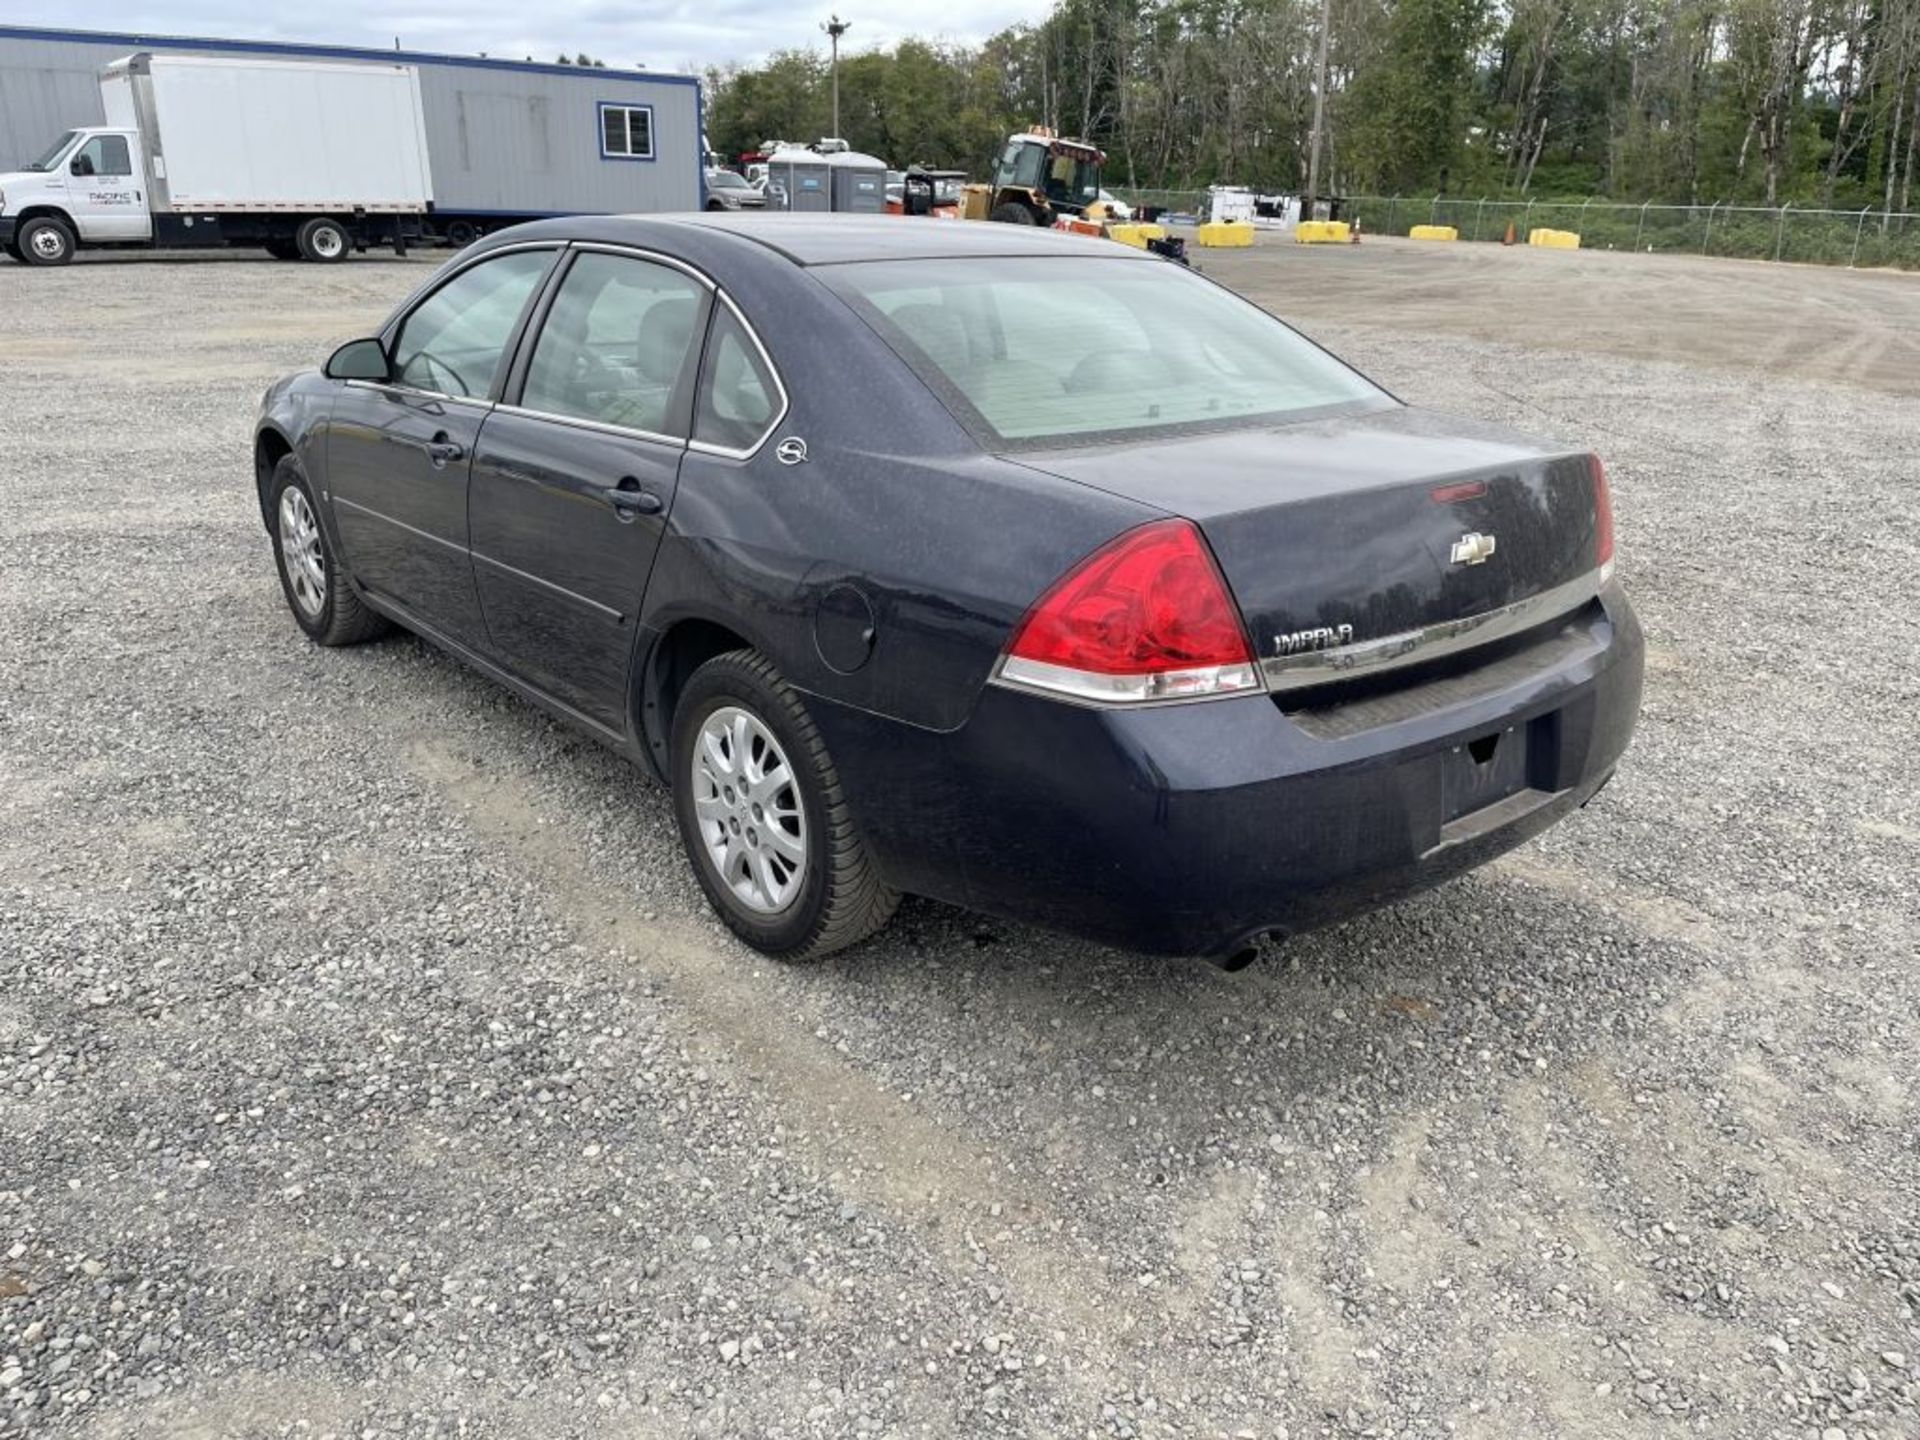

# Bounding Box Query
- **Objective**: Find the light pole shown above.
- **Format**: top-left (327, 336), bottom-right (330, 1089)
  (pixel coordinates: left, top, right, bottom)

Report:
top-left (1304, 0), bottom-right (1332, 217)
top-left (822, 14), bottom-right (851, 141)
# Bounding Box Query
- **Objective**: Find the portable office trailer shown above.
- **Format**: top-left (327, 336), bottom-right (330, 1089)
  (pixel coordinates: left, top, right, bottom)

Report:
top-left (0, 23), bottom-right (701, 250)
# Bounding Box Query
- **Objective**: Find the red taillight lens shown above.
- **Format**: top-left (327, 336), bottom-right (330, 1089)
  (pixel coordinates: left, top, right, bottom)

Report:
top-left (999, 519), bottom-right (1260, 703)
top-left (1589, 453), bottom-right (1615, 571)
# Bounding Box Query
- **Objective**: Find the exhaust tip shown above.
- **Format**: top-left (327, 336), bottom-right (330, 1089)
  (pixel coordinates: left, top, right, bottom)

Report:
top-left (1215, 944), bottom-right (1261, 973)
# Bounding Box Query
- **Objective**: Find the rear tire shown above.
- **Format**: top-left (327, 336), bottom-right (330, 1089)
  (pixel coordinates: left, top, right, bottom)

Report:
top-left (267, 454), bottom-right (392, 646)
top-left (671, 650), bottom-right (899, 961)
top-left (18, 216), bottom-right (76, 266)
top-left (990, 202), bottom-right (1036, 226)
top-left (296, 217), bottom-right (350, 263)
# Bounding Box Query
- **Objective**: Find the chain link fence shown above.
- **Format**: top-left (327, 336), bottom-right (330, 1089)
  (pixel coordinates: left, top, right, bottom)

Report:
top-left (1346, 196), bottom-right (1920, 270)
top-left (1110, 189), bottom-right (1920, 269)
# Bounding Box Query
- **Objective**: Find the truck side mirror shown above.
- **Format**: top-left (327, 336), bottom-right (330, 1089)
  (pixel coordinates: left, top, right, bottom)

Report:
top-left (325, 337), bottom-right (392, 382)
top-left (70, 155), bottom-right (95, 177)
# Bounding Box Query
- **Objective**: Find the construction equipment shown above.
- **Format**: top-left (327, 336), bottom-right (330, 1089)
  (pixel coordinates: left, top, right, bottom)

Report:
top-left (982, 127), bottom-right (1105, 227)
top-left (887, 165), bottom-right (967, 219)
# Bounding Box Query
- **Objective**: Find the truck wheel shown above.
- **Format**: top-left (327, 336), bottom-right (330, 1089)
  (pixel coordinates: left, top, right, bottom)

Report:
top-left (990, 202), bottom-right (1036, 226)
top-left (443, 220), bottom-right (477, 248)
top-left (296, 218), bottom-right (349, 263)
top-left (18, 217), bottom-right (76, 266)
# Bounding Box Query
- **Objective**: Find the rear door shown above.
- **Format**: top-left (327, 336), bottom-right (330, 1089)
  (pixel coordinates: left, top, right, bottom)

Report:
top-left (325, 246), bottom-right (558, 650)
top-left (468, 247), bottom-right (710, 731)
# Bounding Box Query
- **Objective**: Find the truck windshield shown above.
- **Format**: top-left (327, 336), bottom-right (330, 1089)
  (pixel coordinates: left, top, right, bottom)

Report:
top-left (24, 131), bottom-right (77, 172)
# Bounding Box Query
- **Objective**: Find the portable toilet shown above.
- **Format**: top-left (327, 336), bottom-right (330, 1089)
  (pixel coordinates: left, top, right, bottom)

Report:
top-left (766, 147), bottom-right (832, 212)
top-left (827, 150), bottom-right (888, 213)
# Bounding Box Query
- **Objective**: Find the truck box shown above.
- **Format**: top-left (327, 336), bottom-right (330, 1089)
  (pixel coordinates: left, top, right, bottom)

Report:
top-left (101, 53), bottom-right (431, 213)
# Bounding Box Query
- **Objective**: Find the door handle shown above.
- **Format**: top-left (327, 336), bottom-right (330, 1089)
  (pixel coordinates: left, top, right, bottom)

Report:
top-left (602, 480), bottom-right (663, 518)
top-left (425, 434), bottom-right (465, 468)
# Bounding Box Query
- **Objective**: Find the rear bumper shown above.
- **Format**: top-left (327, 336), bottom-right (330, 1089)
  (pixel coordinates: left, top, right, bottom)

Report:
top-left (810, 583), bottom-right (1645, 958)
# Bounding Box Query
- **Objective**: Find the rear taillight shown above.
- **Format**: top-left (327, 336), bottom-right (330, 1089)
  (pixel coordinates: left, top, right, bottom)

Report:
top-left (997, 519), bottom-right (1261, 704)
top-left (1589, 453), bottom-right (1615, 579)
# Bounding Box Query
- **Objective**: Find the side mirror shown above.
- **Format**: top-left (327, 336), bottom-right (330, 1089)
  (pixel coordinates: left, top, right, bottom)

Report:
top-left (324, 337), bottom-right (391, 382)
top-left (70, 155), bottom-right (95, 177)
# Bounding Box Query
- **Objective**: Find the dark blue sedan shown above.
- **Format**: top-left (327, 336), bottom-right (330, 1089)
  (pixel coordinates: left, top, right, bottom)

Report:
top-left (254, 216), bottom-right (1642, 966)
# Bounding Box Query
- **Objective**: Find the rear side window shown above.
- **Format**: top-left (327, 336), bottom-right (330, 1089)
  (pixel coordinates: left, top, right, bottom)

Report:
top-left (821, 256), bottom-right (1388, 448)
top-left (521, 252), bottom-right (705, 435)
top-left (390, 249), bottom-right (553, 399)
top-left (693, 305), bottom-right (782, 453)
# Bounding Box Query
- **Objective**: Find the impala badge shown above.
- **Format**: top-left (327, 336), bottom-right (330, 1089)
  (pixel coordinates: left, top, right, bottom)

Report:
top-left (1274, 623), bottom-right (1354, 656)
top-left (1450, 531), bottom-right (1497, 566)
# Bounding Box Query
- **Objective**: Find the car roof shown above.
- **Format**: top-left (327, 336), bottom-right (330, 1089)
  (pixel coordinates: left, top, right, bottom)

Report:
top-left (607, 213), bottom-right (1152, 267)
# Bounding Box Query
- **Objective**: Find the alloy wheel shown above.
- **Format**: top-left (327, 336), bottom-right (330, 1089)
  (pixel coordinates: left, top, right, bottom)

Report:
top-left (277, 486), bottom-right (327, 618)
top-left (690, 705), bottom-right (807, 914)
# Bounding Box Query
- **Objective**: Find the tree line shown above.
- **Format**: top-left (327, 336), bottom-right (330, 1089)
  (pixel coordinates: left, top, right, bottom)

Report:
top-left (703, 0), bottom-right (1920, 209)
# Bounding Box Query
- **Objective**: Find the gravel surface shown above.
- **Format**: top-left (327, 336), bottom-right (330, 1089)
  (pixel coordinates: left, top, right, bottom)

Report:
top-left (1, 242), bottom-right (1916, 1439)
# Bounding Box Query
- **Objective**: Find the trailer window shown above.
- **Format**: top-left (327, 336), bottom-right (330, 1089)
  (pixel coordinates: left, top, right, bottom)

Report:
top-left (521, 253), bottom-right (704, 436)
top-left (599, 104), bottom-right (654, 162)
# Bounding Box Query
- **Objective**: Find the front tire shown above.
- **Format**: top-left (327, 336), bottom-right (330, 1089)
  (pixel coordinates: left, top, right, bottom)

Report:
top-left (267, 454), bottom-right (392, 646)
top-left (296, 217), bottom-right (350, 263)
top-left (671, 651), bottom-right (898, 961)
top-left (990, 202), bottom-right (1037, 226)
top-left (18, 216), bottom-right (76, 266)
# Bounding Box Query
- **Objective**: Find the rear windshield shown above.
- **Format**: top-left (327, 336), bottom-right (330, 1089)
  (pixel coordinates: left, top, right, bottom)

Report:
top-left (820, 256), bottom-right (1388, 448)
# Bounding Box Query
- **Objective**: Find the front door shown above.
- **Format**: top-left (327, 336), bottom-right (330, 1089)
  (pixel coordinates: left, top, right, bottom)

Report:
top-left (324, 246), bottom-right (557, 650)
top-left (469, 249), bottom-right (710, 730)
top-left (65, 132), bottom-right (150, 241)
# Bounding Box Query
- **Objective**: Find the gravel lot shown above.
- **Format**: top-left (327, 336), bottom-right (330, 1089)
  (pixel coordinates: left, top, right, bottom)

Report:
top-left (2, 238), bottom-right (1916, 1440)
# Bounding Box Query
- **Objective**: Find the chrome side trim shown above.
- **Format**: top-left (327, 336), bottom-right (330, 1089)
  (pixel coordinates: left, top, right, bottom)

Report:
top-left (685, 289), bottom-right (791, 462)
top-left (490, 402), bottom-right (688, 449)
top-left (342, 380), bottom-right (493, 410)
top-left (471, 549), bottom-right (624, 623)
top-left (1260, 569), bottom-right (1604, 693)
top-left (332, 495), bottom-right (466, 555)
top-left (568, 241), bottom-right (718, 290)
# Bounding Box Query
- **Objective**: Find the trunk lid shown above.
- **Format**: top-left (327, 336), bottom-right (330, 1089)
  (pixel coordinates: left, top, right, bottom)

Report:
top-left (1011, 407), bottom-right (1606, 682)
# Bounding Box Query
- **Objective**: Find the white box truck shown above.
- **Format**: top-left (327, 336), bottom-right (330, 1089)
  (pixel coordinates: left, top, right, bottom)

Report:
top-left (0, 53), bottom-right (433, 265)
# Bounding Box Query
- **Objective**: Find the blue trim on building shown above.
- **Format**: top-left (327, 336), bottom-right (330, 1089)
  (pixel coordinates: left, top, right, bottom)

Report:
top-left (0, 24), bottom-right (701, 88)
top-left (596, 101), bottom-right (656, 163)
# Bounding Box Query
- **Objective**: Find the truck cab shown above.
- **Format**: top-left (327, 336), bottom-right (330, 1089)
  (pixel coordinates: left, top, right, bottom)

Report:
top-left (985, 129), bottom-right (1104, 228)
top-left (0, 126), bottom-right (153, 263)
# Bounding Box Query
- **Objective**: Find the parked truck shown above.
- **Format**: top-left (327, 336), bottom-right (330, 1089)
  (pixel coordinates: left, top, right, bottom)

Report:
top-left (0, 30), bottom-right (703, 266)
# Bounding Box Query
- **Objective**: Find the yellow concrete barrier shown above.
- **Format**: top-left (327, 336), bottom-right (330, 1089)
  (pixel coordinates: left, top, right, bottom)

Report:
top-left (1528, 227), bottom-right (1581, 249)
top-left (1409, 224), bottom-right (1458, 241)
top-left (1108, 222), bottom-right (1169, 250)
top-left (1294, 220), bottom-right (1351, 244)
top-left (1197, 220), bottom-right (1256, 247)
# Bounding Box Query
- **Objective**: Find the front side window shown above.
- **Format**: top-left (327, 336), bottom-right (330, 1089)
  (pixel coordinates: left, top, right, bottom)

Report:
top-left (600, 104), bottom-right (654, 160)
top-left (822, 256), bottom-right (1389, 448)
top-left (521, 252), bottom-right (705, 435)
top-left (72, 134), bottom-right (133, 177)
top-left (693, 305), bottom-right (781, 453)
top-left (389, 249), bottom-right (554, 398)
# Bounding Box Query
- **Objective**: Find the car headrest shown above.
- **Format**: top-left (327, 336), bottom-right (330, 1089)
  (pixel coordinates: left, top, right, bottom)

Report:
top-left (636, 296), bottom-right (697, 385)
top-left (886, 304), bottom-right (971, 376)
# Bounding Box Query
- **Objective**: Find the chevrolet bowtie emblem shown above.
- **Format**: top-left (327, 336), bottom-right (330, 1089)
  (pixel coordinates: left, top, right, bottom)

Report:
top-left (1450, 531), bottom-right (1497, 565)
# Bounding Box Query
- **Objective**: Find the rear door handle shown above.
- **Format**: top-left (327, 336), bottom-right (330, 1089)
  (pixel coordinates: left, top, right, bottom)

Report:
top-left (425, 436), bottom-right (465, 467)
top-left (602, 482), bottom-right (663, 517)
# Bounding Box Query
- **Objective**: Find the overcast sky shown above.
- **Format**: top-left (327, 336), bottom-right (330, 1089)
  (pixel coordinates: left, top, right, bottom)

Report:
top-left (29, 1), bottom-right (1042, 74)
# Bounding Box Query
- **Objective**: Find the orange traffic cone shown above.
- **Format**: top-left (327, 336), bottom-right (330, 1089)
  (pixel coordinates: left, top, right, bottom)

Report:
top-left (1502, 221), bottom-right (1516, 246)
